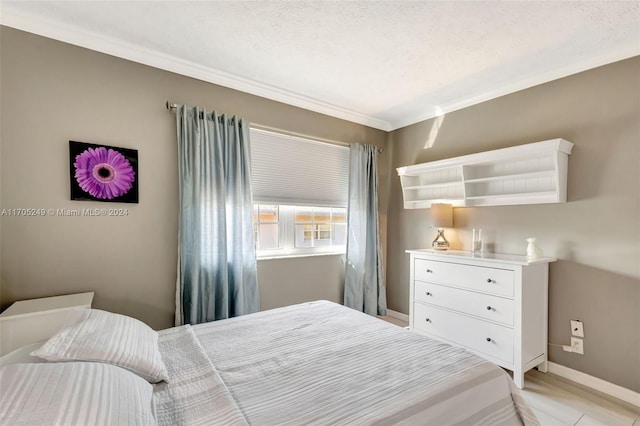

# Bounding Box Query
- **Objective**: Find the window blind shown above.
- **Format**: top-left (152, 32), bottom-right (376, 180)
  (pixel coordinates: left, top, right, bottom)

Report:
top-left (250, 128), bottom-right (349, 207)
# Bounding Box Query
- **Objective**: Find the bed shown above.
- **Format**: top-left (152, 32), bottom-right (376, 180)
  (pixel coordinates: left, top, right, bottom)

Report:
top-left (0, 300), bottom-right (538, 425)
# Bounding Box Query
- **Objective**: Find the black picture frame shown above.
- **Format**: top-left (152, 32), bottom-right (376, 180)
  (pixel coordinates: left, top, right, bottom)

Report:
top-left (69, 141), bottom-right (139, 203)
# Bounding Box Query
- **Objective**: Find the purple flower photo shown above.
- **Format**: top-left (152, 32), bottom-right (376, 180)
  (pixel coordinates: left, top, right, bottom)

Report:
top-left (69, 141), bottom-right (139, 203)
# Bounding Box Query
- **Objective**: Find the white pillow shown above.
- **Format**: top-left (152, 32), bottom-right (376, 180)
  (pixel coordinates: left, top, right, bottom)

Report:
top-left (0, 362), bottom-right (157, 426)
top-left (32, 309), bottom-right (169, 383)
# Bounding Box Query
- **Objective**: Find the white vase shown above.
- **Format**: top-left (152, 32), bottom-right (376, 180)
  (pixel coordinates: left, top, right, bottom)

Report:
top-left (526, 237), bottom-right (543, 261)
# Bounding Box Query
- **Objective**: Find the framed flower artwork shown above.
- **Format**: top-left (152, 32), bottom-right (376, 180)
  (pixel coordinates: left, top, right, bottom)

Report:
top-left (69, 141), bottom-right (139, 203)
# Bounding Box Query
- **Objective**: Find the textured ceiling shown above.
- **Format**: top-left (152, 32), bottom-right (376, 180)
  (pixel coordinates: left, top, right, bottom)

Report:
top-left (1, 1), bottom-right (639, 130)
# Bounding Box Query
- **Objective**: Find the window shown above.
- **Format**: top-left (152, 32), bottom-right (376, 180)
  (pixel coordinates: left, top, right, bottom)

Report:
top-left (253, 204), bottom-right (347, 257)
top-left (294, 206), bottom-right (346, 248)
top-left (250, 128), bottom-right (350, 258)
top-left (253, 204), bottom-right (279, 250)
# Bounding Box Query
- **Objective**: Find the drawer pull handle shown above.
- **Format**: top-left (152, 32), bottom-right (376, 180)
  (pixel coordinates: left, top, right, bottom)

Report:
top-left (425, 318), bottom-right (431, 323)
top-left (425, 292), bottom-right (432, 296)
top-left (426, 269), bottom-right (433, 273)
top-left (486, 306), bottom-right (492, 311)
top-left (486, 337), bottom-right (492, 342)
top-left (486, 278), bottom-right (494, 283)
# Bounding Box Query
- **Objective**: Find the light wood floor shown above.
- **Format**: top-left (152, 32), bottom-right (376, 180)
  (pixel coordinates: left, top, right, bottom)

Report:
top-left (378, 315), bottom-right (640, 426)
top-left (520, 369), bottom-right (639, 426)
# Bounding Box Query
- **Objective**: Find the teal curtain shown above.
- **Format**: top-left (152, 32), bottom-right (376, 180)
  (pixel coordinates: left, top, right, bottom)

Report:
top-left (344, 144), bottom-right (387, 316)
top-left (175, 105), bottom-right (259, 325)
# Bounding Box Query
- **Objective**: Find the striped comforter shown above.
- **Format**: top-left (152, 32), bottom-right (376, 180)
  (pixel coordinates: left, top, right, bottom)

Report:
top-left (154, 300), bottom-right (539, 426)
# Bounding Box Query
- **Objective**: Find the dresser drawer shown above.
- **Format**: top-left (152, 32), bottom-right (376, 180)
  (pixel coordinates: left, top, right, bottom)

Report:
top-left (414, 303), bottom-right (514, 364)
top-left (414, 281), bottom-right (514, 326)
top-left (414, 258), bottom-right (514, 297)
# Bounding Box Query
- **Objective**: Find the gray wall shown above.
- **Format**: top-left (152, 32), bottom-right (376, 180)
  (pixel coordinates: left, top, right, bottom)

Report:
top-left (259, 255), bottom-right (345, 311)
top-left (387, 57), bottom-right (639, 392)
top-left (0, 27), bottom-right (387, 329)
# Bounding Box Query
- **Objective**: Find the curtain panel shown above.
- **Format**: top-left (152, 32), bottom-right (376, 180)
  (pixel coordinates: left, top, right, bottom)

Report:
top-left (175, 105), bottom-right (259, 325)
top-left (344, 144), bottom-right (387, 316)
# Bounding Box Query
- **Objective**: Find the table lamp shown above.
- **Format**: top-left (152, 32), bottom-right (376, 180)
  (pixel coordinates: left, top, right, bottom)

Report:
top-left (431, 203), bottom-right (452, 250)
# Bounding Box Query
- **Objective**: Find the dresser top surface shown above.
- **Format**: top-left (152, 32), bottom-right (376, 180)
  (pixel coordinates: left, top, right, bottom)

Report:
top-left (406, 249), bottom-right (556, 266)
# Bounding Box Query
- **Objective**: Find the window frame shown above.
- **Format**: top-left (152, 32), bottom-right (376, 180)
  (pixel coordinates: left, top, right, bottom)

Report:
top-left (254, 204), bottom-right (347, 259)
top-left (253, 204), bottom-right (280, 251)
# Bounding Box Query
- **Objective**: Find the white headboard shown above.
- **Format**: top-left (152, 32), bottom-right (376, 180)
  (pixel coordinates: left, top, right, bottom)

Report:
top-left (0, 292), bottom-right (94, 356)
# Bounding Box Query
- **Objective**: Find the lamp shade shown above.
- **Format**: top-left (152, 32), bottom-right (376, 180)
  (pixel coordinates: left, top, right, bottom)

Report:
top-left (430, 203), bottom-right (453, 228)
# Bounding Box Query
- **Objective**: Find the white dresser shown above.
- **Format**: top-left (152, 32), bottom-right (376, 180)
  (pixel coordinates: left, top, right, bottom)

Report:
top-left (407, 249), bottom-right (555, 388)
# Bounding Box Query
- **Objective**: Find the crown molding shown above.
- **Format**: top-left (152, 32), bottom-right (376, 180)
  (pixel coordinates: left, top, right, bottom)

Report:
top-left (390, 44), bottom-right (640, 130)
top-left (0, 6), bottom-right (393, 132)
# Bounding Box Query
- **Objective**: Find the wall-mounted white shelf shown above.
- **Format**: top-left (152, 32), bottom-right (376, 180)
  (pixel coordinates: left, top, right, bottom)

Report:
top-left (397, 139), bottom-right (573, 208)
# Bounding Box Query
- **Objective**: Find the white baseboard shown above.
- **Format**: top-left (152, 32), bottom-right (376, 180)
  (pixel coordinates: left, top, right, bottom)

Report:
top-left (386, 309), bottom-right (409, 323)
top-left (547, 362), bottom-right (640, 408)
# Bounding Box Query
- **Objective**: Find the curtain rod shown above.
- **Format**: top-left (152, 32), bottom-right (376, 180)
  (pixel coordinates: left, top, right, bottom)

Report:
top-left (165, 101), bottom-right (383, 154)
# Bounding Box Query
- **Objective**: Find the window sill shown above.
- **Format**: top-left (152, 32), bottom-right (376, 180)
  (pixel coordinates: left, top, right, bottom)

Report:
top-left (257, 252), bottom-right (345, 261)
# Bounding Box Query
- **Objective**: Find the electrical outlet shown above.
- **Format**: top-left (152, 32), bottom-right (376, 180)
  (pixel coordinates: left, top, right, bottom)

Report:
top-left (571, 337), bottom-right (584, 355)
top-left (571, 320), bottom-right (584, 337)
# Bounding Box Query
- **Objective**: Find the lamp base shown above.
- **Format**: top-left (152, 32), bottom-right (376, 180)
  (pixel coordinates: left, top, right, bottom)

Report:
top-left (432, 229), bottom-right (449, 250)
